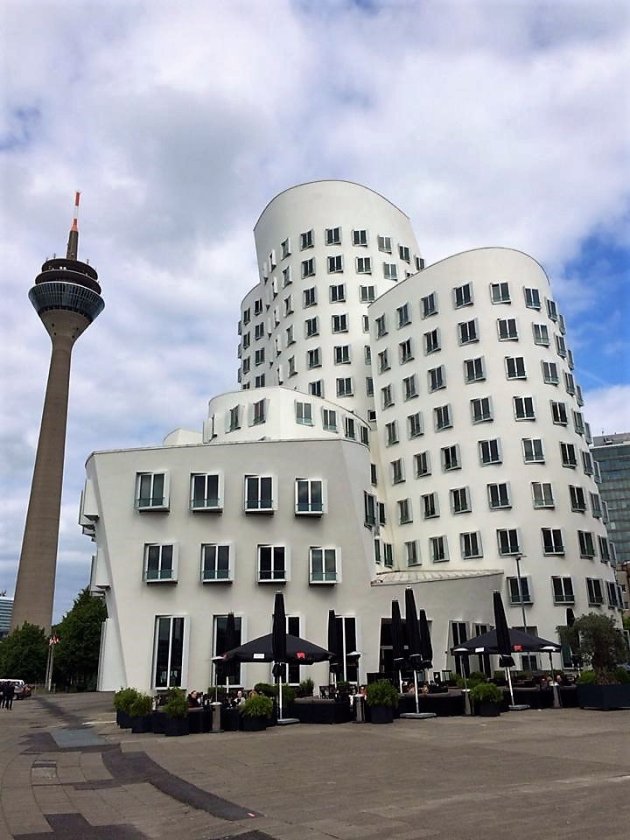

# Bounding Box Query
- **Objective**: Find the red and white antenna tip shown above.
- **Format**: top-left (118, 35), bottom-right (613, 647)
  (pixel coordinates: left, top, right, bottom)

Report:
top-left (71, 191), bottom-right (81, 231)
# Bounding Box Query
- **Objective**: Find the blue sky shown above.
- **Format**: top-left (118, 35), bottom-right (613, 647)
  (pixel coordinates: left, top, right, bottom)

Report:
top-left (0, 0), bottom-right (628, 621)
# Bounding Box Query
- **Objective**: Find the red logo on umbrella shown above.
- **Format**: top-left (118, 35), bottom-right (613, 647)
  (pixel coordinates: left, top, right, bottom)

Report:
top-left (296, 651), bottom-right (306, 660)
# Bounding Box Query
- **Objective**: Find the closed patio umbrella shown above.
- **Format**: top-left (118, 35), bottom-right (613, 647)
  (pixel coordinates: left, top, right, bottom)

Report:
top-left (272, 592), bottom-right (288, 718)
top-left (328, 609), bottom-right (341, 686)
top-left (418, 609), bottom-right (433, 670)
top-left (494, 591), bottom-right (516, 706)
top-left (223, 612), bottom-right (239, 695)
top-left (404, 589), bottom-right (422, 713)
top-left (391, 600), bottom-right (406, 692)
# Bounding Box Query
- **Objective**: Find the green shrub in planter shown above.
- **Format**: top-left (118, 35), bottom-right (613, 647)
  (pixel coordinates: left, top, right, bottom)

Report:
top-left (614, 667), bottom-right (630, 684)
top-left (129, 692), bottom-right (153, 718)
top-left (114, 687), bottom-right (139, 714)
top-left (254, 682), bottom-right (277, 697)
top-left (281, 684), bottom-right (296, 704)
top-left (240, 693), bottom-right (274, 719)
top-left (467, 671), bottom-right (488, 688)
top-left (163, 688), bottom-right (188, 719)
top-left (296, 678), bottom-right (314, 698)
top-left (336, 681), bottom-right (351, 694)
top-left (577, 670), bottom-right (597, 685)
top-left (470, 682), bottom-right (503, 704)
top-left (365, 679), bottom-right (399, 708)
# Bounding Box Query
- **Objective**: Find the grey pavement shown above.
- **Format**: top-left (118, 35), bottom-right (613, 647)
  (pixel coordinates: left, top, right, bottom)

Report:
top-left (0, 692), bottom-right (628, 840)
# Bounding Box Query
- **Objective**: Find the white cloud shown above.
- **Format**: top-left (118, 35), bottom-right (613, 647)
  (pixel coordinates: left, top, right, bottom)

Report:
top-left (583, 385), bottom-right (630, 436)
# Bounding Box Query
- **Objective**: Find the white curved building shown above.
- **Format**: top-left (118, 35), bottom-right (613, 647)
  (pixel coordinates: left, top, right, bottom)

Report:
top-left (86, 181), bottom-right (622, 693)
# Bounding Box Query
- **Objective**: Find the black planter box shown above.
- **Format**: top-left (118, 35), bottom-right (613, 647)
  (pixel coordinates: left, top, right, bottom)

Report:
top-left (292, 699), bottom-right (353, 724)
top-left (478, 701), bottom-right (501, 717)
top-left (577, 684), bottom-right (630, 711)
top-left (242, 716), bottom-right (268, 731)
top-left (130, 714), bottom-right (153, 734)
top-left (151, 710), bottom-right (166, 734)
top-left (187, 708), bottom-right (203, 734)
top-left (369, 705), bottom-right (394, 724)
top-left (117, 710), bottom-right (132, 729)
top-left (164, 716), bottom-right (190, 737)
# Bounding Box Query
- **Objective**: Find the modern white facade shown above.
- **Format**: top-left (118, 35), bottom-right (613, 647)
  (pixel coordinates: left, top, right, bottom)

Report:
top-left (86, 181), bottom-right (622, 693)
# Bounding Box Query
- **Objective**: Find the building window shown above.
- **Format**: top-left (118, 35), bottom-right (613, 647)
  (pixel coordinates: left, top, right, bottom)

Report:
top-left (542, 528), bottom-right (564, 555)
top-left (244, 475), bottom-right (274, 512)
top-left (514, 396), bottom-right (535, 420)
top-left (325, 227), bottom-right (341, 246)
top-left (560, 442), bottom-right (577, 468)
top-left (533, 323), bottom-right (550, 346)
top-left (497, 318), bottom-right (518, 341)
top-left (428, 366), bottom-right (446, 392)
top-left (471, 397), bottom-right (493, 424)
top-left (507, 576), bottom-right (532, 605)
top-left (383, 263), bottom-right (398, 280)
top-left (551, 401), bottom-right (568, 425)
top-left (381, 385), bottom-right (394, 409)
top-left (450, 486), bottom-right (471, 514)
top-left (434, 404), bottom-right (452, 431)
top-left (405, 540), bottom-right (420, 565)
top-left (398, 498), bottom-right (412, 524)
top-left (415, 451), bottom-right (431, 477)
top-left (524, 287), bottom-right (541, 309)
top-left (606, 581), bottom-right (619, 608)
top-left (458, 319), bottom-right (478, 344)
top-left (542, 361), bottom-right (559, 385)
top-left (479, 439), bottom-right (501, 465)
top-left (258, 545), bottom-right (286, 582)
top-left (564, 372), bottom-right (576, 395)
top-left (488, 482), bottom-right (510, 509)
top-left (505, 356), bottom-right (526, 380)
top-left (532, 481), bottom-right (554, 509)
top-left (461, 531), bottom-right (482, 559)
top-left (190, 473), bottom-right (221, 511)
top-left (408, 412), bottom-right (423, 439)
top-left (345, 416), bottom-right (356, 439)
top-left (281, 238), bottom-right (291, 259)
top-left (136, 472), bottom-right (168, 510)
top-left (295, 401), bottom-right (313, 426)
top-left (305, 316), bottom-right (319, 337)
top-left (586, 577), bottom-right (604, 606)
top-left (403, 375), bottom-right (418, 400)
top-left (598, 536), bottom-right (611, 561)
top-left (590, 492), bottom-right (602, 519)
top-left (357, 259), bottom-right (373, 276)
top-left (573, 410), bottom-right (585, 435)
top-left (307, 348), bottom-right (321, 369)
top-left (391, 458), bottom-right (405, 484)
top-left (397, 303), bottom-right (411, 328)
top-left (251, 399), bottom-right (267, 425)
top-left (454, 283), bottom-right (473, 308)
top-left (364, 492), bottom-right (377, 527)
top-left (254, 374), bottom-right (265, 387)
top-left (366, 377), bottom-right (374, 396)
top-left (283, 295), bottom-right (293, 316)
top-left (153, 616), bottom-right (185, 689)
top-left (551, 576), bottom-right (574, 604)
top-left (331, 314), bottom-right (348, 333)
top-left (399, 245), bottom-right (410, 262)
top-left (300, 229), bottom-right (314, 249)
top-left (375, 314), bottom-right (388, 338)
top-left (569, 485), bottom-right (587, 513)
top-left (399, 338), bottom-right (414, 364)
top-left (582, 450), bottom-right (594, 475)
top-left (424, 328), bottom-right (440, 354)
top-left (464, 357), bottom-right (485, 383)
top-left (144, 543), bottom-right (176, 582)
top-left (334, 345), bottom-right (351, 365)
top-left (430, 536), bottom-right (448, 563)
top-left (254, 348), bottom-right (265, 366)
top-left (490, 282), bottom-right (511, 304)
top-left (546, 298), bottom-right (558, 321)
top-left (442, 444), bottom-right (461, 472)
top-left (422, 492), bottom-right (439, 519)
top-left (328, 256), bottom-right (343, 274)
top-left (421, 293), bottom-right (438, 318)
top-left (522, 438), bottom-right (544, 463)
top-left (377, 235), bottom-right (391, 253)
top-left (303, 287), bottom-right (317, 307)
top-left (578, 530), bottom-right (596, 558)
top-left (353, 229), bottom-right (368, 246)
top-left (309, 380), bottom-right (323, 397)
top-left (287, 356), bottom-right (297, 378)
top-left (336, 377), bottom-right (353, 397)
top-left (322, 408), bottom-right (337, 432)
top-left (309, 547), bottom-right (338, 584)
top-left (378, 349), bottom-right (390, 373)
top-left (497, 529), bottom-right (520, 555)
top-left (301, 258), bottom-right (315, 278)
top-left (201, 544), bottom-right (231, 582)
top-left (296, 479), bottom-right (324, 515)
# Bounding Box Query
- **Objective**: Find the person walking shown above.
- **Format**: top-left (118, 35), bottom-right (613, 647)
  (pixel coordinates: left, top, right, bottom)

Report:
top-left (4, 681), bottom-right (15, 710)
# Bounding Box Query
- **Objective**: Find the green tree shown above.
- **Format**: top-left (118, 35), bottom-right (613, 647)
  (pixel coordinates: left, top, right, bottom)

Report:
top-left (0, 622), bottom-right (48, 683)
top-left (559, 612), bottom-right (626, 683)
top-left (53, 588), bottom-right (107, 690)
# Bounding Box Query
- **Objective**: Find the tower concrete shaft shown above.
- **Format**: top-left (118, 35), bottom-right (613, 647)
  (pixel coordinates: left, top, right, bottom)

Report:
top-left (12, 195), bottom-right (104, 631)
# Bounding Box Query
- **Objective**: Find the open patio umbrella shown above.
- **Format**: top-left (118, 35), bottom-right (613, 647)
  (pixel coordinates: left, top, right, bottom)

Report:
top-left (272, 592), bottom-right (288, 719)
top-left (327, 609), bottom-right (342, 686)
top-left (222, 633), bottom-right (332, 664)
top-left (450, 627), bottom-right (562, 655)
top-left (404, 588), bottom-right (422, 712)
top-left (391, 600), bottom-right (406, 692)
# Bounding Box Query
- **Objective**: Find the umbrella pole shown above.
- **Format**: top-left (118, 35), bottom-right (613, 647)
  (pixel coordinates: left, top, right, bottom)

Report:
top-left (462, 668), bottom-right (471, 716)
top-left (225, 675), bottom-right (229, 704)
top-left (548, 651), bottom-right (561, 709)
top-left (506, 666), bottom-right (515, 706)
top-left (413, 669), bottom-right (419, 714)
top-left (279, 673), bottom-right (284, 720)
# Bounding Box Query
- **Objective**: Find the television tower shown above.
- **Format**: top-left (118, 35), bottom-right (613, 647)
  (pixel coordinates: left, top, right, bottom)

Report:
top-left (11, 194), bottom-right (104, 631)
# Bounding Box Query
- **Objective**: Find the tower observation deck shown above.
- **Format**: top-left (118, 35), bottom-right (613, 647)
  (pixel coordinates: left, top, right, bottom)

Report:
top-left (12, 194), bottom-right (104, 631)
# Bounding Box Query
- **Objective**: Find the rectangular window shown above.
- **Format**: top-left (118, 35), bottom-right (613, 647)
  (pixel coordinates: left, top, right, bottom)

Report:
top-left (307, 348), bottom-right (321, 369)
top-left (454, 283), bottom-right (473, 308)
top-left (582, 450), bottom-right (594, 475)
top-left (332, 314), bottom-right (348, 333)
top-left (378, 349), bottom-right (390, 372)
top-left (391, 458), bottom-right (405, 484)
top-left (415, 451), bottom-right (431, 477)
top-left (201, 544), bottom-right (231, 582)
top-left (542, 361), bottom-right (559, 385)
top-left (377, 235), bottom-right (391, 253)
top-left (458, 319), bottom-right (478, 344)
top-left (522, 438), bottom-right (544, 463)
top-left (190, 473), bottom-right (221, 510)
top-left (281, 238), bottom-right (291, 259)
top-left (507, 576), bottom-right (532, 605)
top-left (336, 377), bottom-right (353, 397)
top-left (403, 375), bottom-right (418, 400)
top-left (590, 492), bottom-right (602, 519)
top-left (345, 416), bottom-right (356, 439)
top-left (421, 293), bottom-right (438, 318)
top-left (399, 245), bottom-right (410, 262)
top-left (283, 295), bottom-right (293, 316)
top-left (136, 472), bottom-right (168, 510)
top-left (144, 543), bottom-right (175, 582)
top-left (490, 282), bottom-right (511, 304)
top-left (153, 616), bottom-right (185, 689)
top-left (309, 380), bottom-right (323, 397)
top-left (254, 374), bottom-right (265, 388)
top-left (586, 577), bottom-right (604, 606)
top-left (357, 259), bottom-right (373, 276)
top-left (546, 298), bottom-right (558, 321)
top-left (251, 399), bottom-right (266, 425)
top-left (461, 531), bottom-right (482, 559)
top-left (325, 227), bottom-right (341, 245)
top-left (245, 475), bottom-right (274, 512)
top-left (383, 263), bottom-right (398, 280)
top-left (497, 318), bottom-right (518, 340)
top-left (422, 492), bottom-right (439, 519)
top-left (424, 328), bottom-right (440, 354)
top-left (322, 408), bottom-right (338, 432)
top-left (309, 547), bottom-right (338, 584)
top-left (442, 444), bottom-right (461, 472)
top-left (564, 372), bottom-right (576, 395)
top-left (366, 377), bottom-right (374, 396)
top-left (428, 365), bottom-right (446, 392)
top-left (497, 529), bottom-right (520, 555)
top-left (397, 304), bottom-right (411, 328)
top-left (408, 411), bottom-right (423, 438)
top-left (300, 229), bottom-right (314, 249)
top-left (399, 338), bottom-right (414, 363)
top-left (364, 492), bottom-right (377, 527)
top-left (552, 576), bottom-right (574, 604)
top-left (383, 543), bottom-right (394, 568)
top-left (479, 438), bottom-right (501, 465)
top-left (542, 528), bottom-right (564, 555)
top-left (505, 356), bottom-right (526, 380)
top-left (488, 482), bottom-right (510, 509)
top-left (296, 478), bottom-right (324, 514)
top-left (328, 256), bottom-right (343, 274)
top-left (301, 258), bottom-right (315, 278)
top-left (295, 401), bottom-right (313, 425)
top-left (303, 287), bottom-right (317, 307)
top-left (524, 287), bottom-right (541, 309)
top-left (471, 397), bottom-right (493, 424)
top-left (598, 536), bottom-right (610, 561)
top-left (254, 347), bottom-right (265, 366)
top-left (375, 314), bottom-right (387, 338)
top-left (560, 442), bottom-right (577, 468)
top-left (464, 357), bottom-right (485, 383)
top-left (533, 323), bottom-right (550, 346)
top-left (450, 486), bottom-right (470, 514)
top-left (578, 530), bottom-right (596, 558)
top-left (514, 396), bottom-right (535, 420)
top-left (551, 400), bottom-right (568, 425)
top-left (573, 410), bottom-right (585, 435)
top-left (555, 335), bottom-right (567, 358)
top-left (305, 316), bottom-right (319, 337)
top-left (353, 229), bottom-right (368, 246)
top-left (434, 404), bottom-right (452, 431)
top-left (334, 344), bottom-right (351, 364)
top-left (287, 356), bottom-right (297, 377)
top-left (430, 535), bottom-right (448, 563)
top-left (569, 485), bottom-right (587, 512)
top-left (405, 540), bottom-right (420, 565)
top-left (398, 498), bottom-right (412, 524)
top-left (532, 481), bottom-right (554, 509)
top-left (258, 545), bottom-right (286, 582)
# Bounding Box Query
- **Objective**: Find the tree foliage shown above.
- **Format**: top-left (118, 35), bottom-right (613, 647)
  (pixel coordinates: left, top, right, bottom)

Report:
top-left (53, 588), bottom-right (107, 690)
top-left (559, 612), bottom-right (627, 683)
top-left (0, 622), bottom-right (48, 683)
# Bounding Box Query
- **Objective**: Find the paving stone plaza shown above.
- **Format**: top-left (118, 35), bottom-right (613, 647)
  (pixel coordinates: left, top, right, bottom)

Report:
top-left (0, 692), bottom-right (628, 840)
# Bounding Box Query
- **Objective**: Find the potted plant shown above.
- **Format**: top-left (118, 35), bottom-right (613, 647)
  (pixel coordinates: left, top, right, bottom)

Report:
top-left (162, 688), bottom-right (190, 736)
top-left (365, 679), bottom-right (399, 724)
top-left (239, 693), bottom-right (274, 731)
top-left (113, 687), bottom-right (139, 728)
top-left (129, 692), bottom-right (153, 734)
top-left (560, 613), bottom-right (630, 711)
top-left (296, 678), bottom-right (314, 698)
top-left (470, 681), bottom-right (503, 716)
